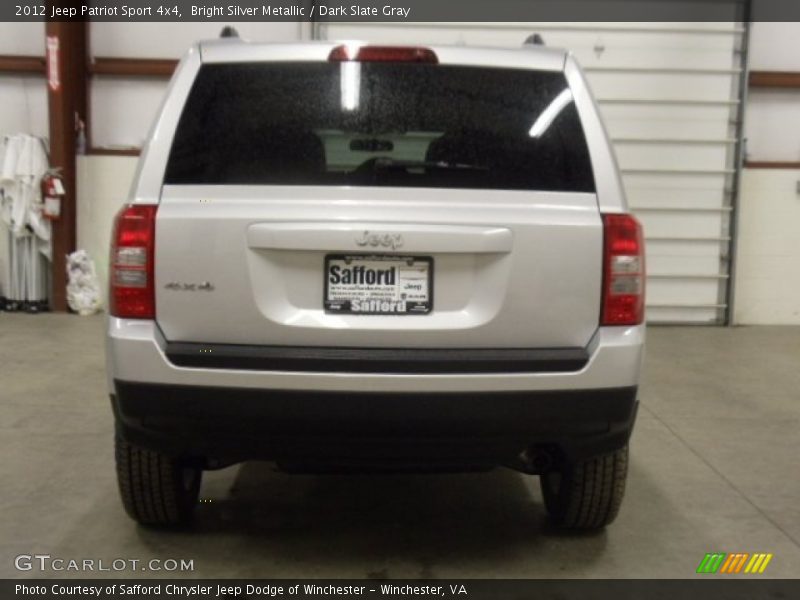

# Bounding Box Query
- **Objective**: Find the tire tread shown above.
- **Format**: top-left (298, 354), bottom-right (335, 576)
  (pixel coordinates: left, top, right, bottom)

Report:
top-left (541, 445), bottom-right (628, 530)
top-left (115, 437), bottom-right (199, 526)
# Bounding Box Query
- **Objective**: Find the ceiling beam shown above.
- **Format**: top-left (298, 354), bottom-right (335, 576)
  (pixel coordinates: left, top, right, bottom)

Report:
top-left (90, 57), bottom-right (177, 78)
top-left (0, 55), bottom-right (46, 75)
top-left (749, 70), bottom-right (800, 89)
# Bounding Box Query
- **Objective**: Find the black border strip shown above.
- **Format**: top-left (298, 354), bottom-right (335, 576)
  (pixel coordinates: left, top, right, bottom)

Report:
top-left (4, 579), bottom-right (799, 599)
top-left (12, 0), bottom-right (800, 23)
top-left (165, 343), bottom-right (589, 373)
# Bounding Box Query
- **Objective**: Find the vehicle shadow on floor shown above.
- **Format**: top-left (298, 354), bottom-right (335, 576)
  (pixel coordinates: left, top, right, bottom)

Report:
top-left (183, 460), bottom-right (609, 572)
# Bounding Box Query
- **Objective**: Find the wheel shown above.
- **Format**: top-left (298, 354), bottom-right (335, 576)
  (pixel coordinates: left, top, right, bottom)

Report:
top-left (540, 445), bottom-right (629, 530)
top-left (115, 436), bottom-right (201, 526)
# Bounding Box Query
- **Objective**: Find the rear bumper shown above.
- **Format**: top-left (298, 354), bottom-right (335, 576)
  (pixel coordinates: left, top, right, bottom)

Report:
top-left (112, 382), bottom-right (638, 466)
top-left (106, 319), bottom-right (645, 393)
top-left (107, 319), bottom-right (643, 466)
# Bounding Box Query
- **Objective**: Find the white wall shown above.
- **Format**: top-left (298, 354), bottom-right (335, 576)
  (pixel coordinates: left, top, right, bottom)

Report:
top-left (92, 22), bottom-right (308, 59)
top-left (0, 22), bottom-right (47, 138)
top-left (744, 22), bottom-right (800, 162)
top-left (746, 89), bottom-right (800, 162)
top-left (733, 22), bottom-right (800, 324)
top-left (76, 156), bottom-right (137, 295)
top-left (734, 169), bottom-right (800, 324)
top-left (748, 22), bottom-right (800, 71)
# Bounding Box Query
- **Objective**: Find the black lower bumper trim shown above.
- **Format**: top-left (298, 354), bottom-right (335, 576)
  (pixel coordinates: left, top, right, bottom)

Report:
top-left (112, 381), bottom-right (638, 466)
top-left (164, 342), bottom-right (589, 374)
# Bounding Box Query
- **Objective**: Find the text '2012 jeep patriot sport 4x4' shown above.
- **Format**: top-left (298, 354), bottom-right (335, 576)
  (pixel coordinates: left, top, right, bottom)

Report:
top-left (107, 38), bottom-right (645, 529)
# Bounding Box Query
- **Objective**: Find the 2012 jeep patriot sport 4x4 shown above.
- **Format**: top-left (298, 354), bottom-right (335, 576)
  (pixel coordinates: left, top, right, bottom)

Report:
top-left (107, 38), bottom-right (645, 529)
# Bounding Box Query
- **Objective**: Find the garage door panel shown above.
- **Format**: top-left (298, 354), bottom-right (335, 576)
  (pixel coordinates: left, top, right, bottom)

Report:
top-left (647, 278), bottom-right (721, 305)
top-left (623, 173), bottom-right (730, 190)
top-left (646, 239), bottom-right (727, 256)
top-left (574, 47), bottom-right (735, 71)
top-left (646, 254), bottom-right (723, 276)
top-left (615, 144), bottom-right (729, 172)
top-left (549, 35), bottom-right (735, 71)
top-left (645, 240), bottom-right (728, 284)
top-left (637, 212), bottom-right (725, 239)
top-left (586, 72), bottom-right (734, 102)
top-left (602, 104), bottom-right (733, 140)
top-left (626, 188), bottom-right (729, 210)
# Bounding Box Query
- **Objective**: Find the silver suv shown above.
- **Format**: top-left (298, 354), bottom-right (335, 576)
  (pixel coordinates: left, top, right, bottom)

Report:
top-left (106, 38), bottom-right (645, 529)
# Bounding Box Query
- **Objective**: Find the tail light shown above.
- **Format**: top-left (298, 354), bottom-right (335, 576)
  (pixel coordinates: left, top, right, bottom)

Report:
top-left (601, 213), bottom-right (645, 326)
top-left (328, 45), bottom-right (438, 63)
top-left (109, 204), bottom-right (157, 319)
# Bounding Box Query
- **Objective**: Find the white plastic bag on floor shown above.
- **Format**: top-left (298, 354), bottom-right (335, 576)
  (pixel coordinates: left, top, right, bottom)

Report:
top-left (66, 249), bottom-right (102, 315)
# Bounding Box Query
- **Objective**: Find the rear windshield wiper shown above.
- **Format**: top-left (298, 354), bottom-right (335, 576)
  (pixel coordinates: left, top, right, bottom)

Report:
top-left (354, 157), bottom-right (489, 173)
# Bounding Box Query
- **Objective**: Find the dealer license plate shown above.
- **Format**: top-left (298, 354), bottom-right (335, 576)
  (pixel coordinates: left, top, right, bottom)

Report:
top-left (324, 255), bottom-right (433, 315)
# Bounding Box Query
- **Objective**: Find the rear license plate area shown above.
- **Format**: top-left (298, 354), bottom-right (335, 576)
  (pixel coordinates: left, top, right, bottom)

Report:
top-left (324, 255), bottom-right (432, 315)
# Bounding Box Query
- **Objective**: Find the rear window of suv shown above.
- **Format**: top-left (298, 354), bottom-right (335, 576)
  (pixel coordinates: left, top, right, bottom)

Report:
top-left (165, 62), bottom-right (595, 193)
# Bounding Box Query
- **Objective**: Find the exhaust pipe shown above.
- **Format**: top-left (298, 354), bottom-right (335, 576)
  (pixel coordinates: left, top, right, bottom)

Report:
top-left (516, 446), bottom-right (554, 474)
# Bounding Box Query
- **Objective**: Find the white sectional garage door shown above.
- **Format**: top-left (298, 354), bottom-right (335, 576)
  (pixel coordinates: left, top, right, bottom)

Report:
top-left (319, 19), bottom-right (745, 324)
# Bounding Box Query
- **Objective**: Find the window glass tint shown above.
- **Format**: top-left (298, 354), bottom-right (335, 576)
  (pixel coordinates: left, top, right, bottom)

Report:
top-left (165, 62), bottom-right (595, 192)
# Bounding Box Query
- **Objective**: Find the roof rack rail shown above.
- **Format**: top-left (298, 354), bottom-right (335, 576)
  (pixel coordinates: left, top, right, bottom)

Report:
top-left (523, 34), bottom-right (546, 46)
top-left (220, 26), bottom-right (239, 39)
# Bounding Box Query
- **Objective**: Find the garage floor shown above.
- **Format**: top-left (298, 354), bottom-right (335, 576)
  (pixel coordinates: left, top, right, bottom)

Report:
top-left (1, 313), bottom-right (799, 579)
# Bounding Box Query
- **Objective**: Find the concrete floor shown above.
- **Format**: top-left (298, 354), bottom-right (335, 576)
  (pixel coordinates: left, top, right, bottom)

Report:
top-left (1, 313), bottom-right (799, 579)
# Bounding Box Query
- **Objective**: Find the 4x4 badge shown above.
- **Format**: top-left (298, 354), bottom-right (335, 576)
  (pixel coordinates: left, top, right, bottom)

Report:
top-left (164, 281), bottom-right (215, 291)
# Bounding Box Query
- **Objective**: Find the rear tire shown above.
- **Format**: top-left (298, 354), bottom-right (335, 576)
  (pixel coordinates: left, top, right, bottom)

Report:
top-left (115, 436), bottom-right (201, 527)
top-left (540, 445), bottom-right (628, 530)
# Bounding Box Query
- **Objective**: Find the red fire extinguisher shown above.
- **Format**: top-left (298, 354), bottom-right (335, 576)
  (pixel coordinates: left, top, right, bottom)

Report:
top-left (41, 169), bottom-right (66, 220)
